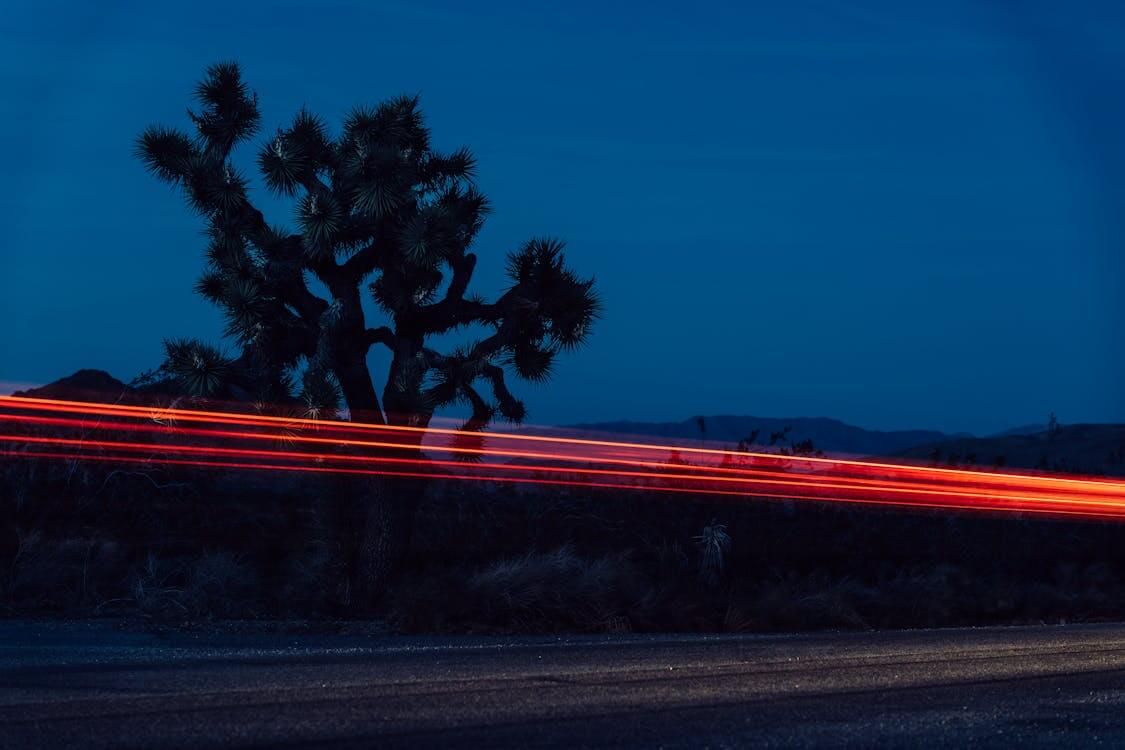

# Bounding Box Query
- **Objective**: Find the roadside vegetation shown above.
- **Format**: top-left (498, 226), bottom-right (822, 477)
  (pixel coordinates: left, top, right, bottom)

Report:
top-left (6, 427), bottom-right (1125, 633)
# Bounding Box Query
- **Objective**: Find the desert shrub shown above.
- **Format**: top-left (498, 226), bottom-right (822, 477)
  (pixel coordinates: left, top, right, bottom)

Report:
top-left (3, 531), bottom-right (128, 613)
top-left (722, 566), bottom-right (964, 632)
top-left (183, 551), bottom-right (261, 618)
top-left (728, 572), bottom-right (871, 631)
top-left (391, 545), bottom-right (655, 633)
top-left (126, 552), bottom-right (189, 617)
top-left (848, 564), bottom-right (961, 628)
top-left (274, 540), bottom-right (348, 617)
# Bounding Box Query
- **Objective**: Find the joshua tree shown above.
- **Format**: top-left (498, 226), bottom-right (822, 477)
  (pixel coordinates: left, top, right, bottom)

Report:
top-left (136, 63), bottom-right (599, 599)
top-left (1047, 411), bottom-right (1062, 441)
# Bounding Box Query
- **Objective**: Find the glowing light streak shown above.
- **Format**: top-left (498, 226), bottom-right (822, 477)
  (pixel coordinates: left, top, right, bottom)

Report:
top-left (8, 412), bottom-right (1113, 503)
top-left (5, 395), bottom-right (1120, 492)
top-left (8, 447), bottom-right (1125, 521)
top-left (4, 431), bottom-right (1124, 512)
top-left (4, 395), bottom-right (1125, 522)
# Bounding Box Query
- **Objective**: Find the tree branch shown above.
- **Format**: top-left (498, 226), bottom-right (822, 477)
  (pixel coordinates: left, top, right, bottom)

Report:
top-left (468, 317), bottom-right (520, 361)
top-left (482, 363), bottom-right (525, 423)
top-left (412, 253), bottom-right (477, 330)
top-left (459, 381), bottom-right (493, 431)
top-left (415, 278), bottom-right (521, 335)
top-left (445, 253), bottom-right (477, 306)
top-left (234, 201), bottom-right (330, 324)
top-left (365, 326), bottom-right (396, 351)
top-left (299, 172), bottom-right (334, 200)
top-left (340, 235), bottom-right (388, 280)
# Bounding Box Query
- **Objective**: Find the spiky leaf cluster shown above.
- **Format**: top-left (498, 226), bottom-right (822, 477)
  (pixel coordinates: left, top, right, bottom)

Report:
top-left (299, 367), bottom-right (342, 421)
top-left (163, 339), bottom-right (233, 397)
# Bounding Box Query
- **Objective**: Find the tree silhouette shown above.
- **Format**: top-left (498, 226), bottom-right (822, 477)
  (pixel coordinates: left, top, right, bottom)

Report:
top-left (1047, 412), bottom-right (1062, 441)
top-left (137, 62), bottom-right (600, 598)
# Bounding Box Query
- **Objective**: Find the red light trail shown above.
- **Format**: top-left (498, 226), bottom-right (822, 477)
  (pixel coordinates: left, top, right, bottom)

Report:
top-left (3, 395), bottom-right (1125, 521)
top-left (9, 411), bottom-right (1115, 505)
top-left (9, 432), bottom-right (1123, 512)
top-left (6, 394), bottom-right (1120, 494)
top-left (10, 448), bottom-right (1125, 521)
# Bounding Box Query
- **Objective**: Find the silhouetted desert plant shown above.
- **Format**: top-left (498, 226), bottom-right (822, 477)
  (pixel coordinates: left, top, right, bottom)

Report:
top-left (136, 61), bottom-right (600, 601)
top-left (391, 545), bottom-right (653, 633)
top-left (4, 531), bottom-right (126, 613)
top-left (128, 552), bottom-right (188, 617)
top-left (183, 551), bottom-right (260, 618)
top-left (694, 519), bottom-right (731, 588)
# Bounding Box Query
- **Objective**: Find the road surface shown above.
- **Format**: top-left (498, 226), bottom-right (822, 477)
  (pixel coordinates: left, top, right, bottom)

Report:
top-left (3, 620), bottom-right (1125, 748)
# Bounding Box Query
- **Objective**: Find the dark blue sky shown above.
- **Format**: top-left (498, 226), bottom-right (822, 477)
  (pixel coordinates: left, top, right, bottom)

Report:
top-left (2, 1), bottom-right (1123, 434)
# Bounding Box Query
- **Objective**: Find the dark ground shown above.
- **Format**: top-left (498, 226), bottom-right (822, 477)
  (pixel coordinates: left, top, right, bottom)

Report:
top-left (3, 621), bottom-right (1125, 748)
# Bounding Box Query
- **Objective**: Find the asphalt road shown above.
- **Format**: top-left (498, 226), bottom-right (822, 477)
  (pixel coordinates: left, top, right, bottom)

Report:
top-left (3, 621), bottom-right (1125, 748)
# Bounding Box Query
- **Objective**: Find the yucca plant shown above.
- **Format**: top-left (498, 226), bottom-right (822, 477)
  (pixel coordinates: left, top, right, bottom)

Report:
top-left (694, 519), bottom-right (732, 588)
top-left (137, 62), bottom-right (600, 600)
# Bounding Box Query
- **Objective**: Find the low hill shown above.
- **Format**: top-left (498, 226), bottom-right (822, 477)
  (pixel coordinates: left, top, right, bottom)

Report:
top-left (990, 423), bottom-right (1047, 438)
top-left (897, 424), bottom-right (1125, 478)
top-left (560, 415), bottom-right (959, 456)
top-left (11, 369), bottom-right (131, 401)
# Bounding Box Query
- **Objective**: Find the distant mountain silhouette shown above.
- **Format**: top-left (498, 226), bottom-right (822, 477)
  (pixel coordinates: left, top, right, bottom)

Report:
top-left (12, 369), bottom-right (130, 401)
top-left (989, 423), bottom-right (1047, 438)
top-left (559, 415), bottom-right (963, 456)
top-left (898, 424), bottom-right (1125, 477)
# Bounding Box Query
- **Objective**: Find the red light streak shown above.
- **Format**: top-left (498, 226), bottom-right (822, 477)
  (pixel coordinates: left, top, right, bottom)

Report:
top-left (4, 431), bottom-right (1123, 512)
top-left (11, 431), bottom-right (1125, 511)
top-left (4, 395), bottom-right (1125, 522)
top-left (6, 394), bottom-right (1120, 491)
top-left (8, 412), bottom-right (1113, 504)
top-left (8, 447), bottom-right (1125, 521)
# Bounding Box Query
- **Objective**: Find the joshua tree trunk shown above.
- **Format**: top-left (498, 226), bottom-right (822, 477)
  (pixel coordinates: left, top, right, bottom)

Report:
top-left (335, 360), bottom-right (383, 425)
top-left (354, 478), bottom-right (419, 603)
